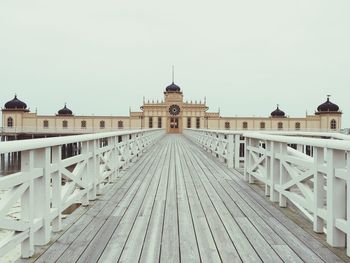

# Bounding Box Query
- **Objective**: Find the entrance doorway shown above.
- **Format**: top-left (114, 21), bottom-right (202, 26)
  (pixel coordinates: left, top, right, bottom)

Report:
top-left (169, 117), bottom-right (180, 133)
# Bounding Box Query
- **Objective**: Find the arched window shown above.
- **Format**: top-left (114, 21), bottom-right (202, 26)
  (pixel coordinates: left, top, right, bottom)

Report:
top-left (330, 119), bottom-right (337, 130)
top-left (242, 122), bottom-right (248, 129)
top-left (118, 120), bottom-right (124, 129)
top-left (43, 120), bottom-right (49, 128)
top-left (187, 117), bottom-right (191, 128)
top-left (278, 122), bottom-right (283, 130)
top-left (100, 120), bottom-right (105, 129)
top-left (260, 122), bottom-right (265, 129)
top-left (7, 117), bottom-right (13, 127)
top-left (62, 120), bottom-right (68, 128)
top-left (81, 120), bottom-right (86, 128)
top-left (225, 122), bottom-right (230, 130)
top-left (295, 122), bottom-right (301, 130)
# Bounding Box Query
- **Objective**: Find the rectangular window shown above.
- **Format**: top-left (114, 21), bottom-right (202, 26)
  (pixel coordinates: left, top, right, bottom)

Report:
top-left (149, 117), bottom-right (153, 128)
top-left (187, 117), bottom-right (191, 128)
top-left (196, 117), bottom-right (200, 129)
top-left (158, 117), bottom-right (162, 128)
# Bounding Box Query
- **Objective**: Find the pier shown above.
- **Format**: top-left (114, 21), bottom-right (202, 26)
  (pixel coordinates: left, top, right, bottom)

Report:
top-left (1, 129), bottom-right (350, 262)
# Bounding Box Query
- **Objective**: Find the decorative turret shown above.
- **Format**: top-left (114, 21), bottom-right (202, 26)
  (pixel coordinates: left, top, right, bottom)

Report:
top-left (3, 95), bottom-right (29, 112)
top-left (316, 96), bottom-right (341, 114)
top-left (57, 103), bottom-right (73, 116)
top-left (270, 105), bottom-right (286, 118)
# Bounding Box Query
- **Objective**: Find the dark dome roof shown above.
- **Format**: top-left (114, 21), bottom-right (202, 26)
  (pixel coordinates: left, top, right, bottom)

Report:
top-left (271, 105), bottom-right (286, 118)
top-left (58, 104), bottom-right (73, 115)
top-left (317, 97), bottom-right (339, 112)
top-left (4, 95), bottom-right (28, 110)
top-left (166, 82), bottom-right (181, 92)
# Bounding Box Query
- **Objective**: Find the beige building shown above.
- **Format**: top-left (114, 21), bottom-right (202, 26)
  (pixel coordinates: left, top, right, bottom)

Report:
top-left (1, 83), bottom-right (342, 139)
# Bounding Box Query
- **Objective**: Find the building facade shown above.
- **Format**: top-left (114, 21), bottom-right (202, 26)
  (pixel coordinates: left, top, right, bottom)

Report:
top-left (1, 83), bottom-right (342, 139)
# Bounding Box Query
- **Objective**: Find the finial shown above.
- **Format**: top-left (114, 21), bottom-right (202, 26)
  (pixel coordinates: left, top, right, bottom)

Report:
top-left (327, 94), bottom-right (331, 101)
top-left (172, 65), bottom-right (174, 84)
top-left (277, 104), bottom-right (279, 109)
top-left (14, 93), bottom-right (17, 99)
top-left (64, 102), bottom-right (67, 108)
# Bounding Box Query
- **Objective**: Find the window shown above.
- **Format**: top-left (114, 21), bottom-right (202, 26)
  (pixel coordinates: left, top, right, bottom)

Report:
top-left (62, 120), bottom-right (68, 128)
top-left (225, 122), bottom-right (230, 130)
top-left (81, 120), bottom-right (86, 129)
top-left (158, 117), bottom-right (162, 128)
top-left (149, 117), bottom-right (153, 128)
top-left (278, 122), bottom-right (283, 130)
top-left (330, 119), bottom-right (337, 130)
top-left (43, 120), bottom-right (49, 128)
top-left (260, 122), bottom-right (265, 129)
top-left (7, 117), bottom-right (13, 127)
top-left (295, 122), bottom-right (301, 130)
top-left (187, 117), bottom-right (191, 128)
top-left (100, 120), bottom-right (105, 129)
top-left (118, 120), bottom-right (123, 129)
top-left (243, 122), bottom-right (248, 129)
top-left (196, 117), bottom-right (200, 129)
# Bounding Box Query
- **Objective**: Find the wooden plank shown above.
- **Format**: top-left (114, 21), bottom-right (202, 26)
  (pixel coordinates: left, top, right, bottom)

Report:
top-left (177, 138), bottom-right (221, 263)
top-left (160, 137), bottom-right (180, 263)
top-left (77, 139), bottom-right (168, 263)
top-left (179, 138), bottom-right (242, 263)
top-left (179, 139), bottom-right (263, 262)
top-left (174, 138), bottom-right (201, 263)
top-left (139, 139), bottom-right (172, 262)
top-left (118, 139), bottom-right (171, 262)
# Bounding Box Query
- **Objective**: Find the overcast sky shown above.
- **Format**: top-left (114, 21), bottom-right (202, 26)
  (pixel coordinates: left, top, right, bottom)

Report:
top-left (1, 1), bottom-right (349, 127)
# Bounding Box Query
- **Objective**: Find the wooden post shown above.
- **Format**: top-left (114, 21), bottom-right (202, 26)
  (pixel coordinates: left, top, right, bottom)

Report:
top-left (33, 147), bottom-right (51, 245)
top-left (313, 147), bottom-right (325, 233)
top-left (234, 134), bottom-right (241, 169)
top-left (326, 149), bottom-right (346, 247)
top-left (270, 141), bottom-right (279, 202)
top-left (21, 150), bottom-right (34, 258)
top-left (227, 134), bottom-right (234, 168)
top-left (279, 143), bottom-right (287, 207)
top-left (52, 146), bottom-right (62, 232)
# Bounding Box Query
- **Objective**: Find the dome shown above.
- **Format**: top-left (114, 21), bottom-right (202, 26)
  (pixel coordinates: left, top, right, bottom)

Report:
top-left (317, 97), bottom-right (339, 112)
top-left (57, 104), bottom-right (73, 115)
top-left (271, 105), bottom-right (286, 118)
top-left (166, 82), bottom-right (181, 92)
top-left (4, 95), bottom-right (28, 110)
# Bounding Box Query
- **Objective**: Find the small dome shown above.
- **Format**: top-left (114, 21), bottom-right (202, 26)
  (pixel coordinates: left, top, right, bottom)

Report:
top-left (166, 82), bottom-right (181, 92)
top-left (4, 95), bottom-right (28, 110)
top-left (317, 97), bottom-right (339, 112)
top-left (271, 105), bottom-right (286, 118)
top-left (58, 104), bottom-right (73, 115)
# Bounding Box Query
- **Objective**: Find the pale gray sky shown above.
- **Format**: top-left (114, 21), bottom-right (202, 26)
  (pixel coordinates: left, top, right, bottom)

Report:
top-left (1, 1), bottom-right (349, 126)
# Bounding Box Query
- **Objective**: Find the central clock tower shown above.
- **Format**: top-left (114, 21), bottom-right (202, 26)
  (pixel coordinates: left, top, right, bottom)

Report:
top-left (164, 82), bottom-right (183, 133)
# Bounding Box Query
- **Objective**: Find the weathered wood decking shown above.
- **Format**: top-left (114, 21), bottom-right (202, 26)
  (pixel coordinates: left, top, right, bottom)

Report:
top-left (32, 135), bottom-right (344, 262)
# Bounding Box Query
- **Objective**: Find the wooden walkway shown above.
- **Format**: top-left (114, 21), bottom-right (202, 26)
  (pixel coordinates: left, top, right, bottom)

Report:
top-left (33, 135), bottom-right (345, 263)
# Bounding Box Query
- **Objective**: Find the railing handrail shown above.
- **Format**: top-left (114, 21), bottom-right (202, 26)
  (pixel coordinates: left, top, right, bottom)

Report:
top-left (0, 129), bottom-right (163, 154)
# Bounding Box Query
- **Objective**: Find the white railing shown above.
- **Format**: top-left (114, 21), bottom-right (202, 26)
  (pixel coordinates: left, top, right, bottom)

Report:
top-left (1, 126), bottom-right (136, 135)
top-left (185, 128), bottom-right (350, 256)
top-left (0, 129), bottom-right (165, 259)
top-left (184, 129), bottom-right (245, 168)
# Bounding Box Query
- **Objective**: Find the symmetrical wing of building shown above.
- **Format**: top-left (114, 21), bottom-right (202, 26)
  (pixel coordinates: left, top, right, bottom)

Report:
top-left (1, 82), bottom-right (342, 139)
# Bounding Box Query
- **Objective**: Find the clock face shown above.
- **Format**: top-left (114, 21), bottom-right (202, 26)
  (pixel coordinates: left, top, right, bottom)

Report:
top-left (169, 104), bottom-right (180, 116)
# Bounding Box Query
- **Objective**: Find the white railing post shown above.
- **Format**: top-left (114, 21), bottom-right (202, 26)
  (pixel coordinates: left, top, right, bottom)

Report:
top-left (269, 141), bottom-right (279, 202)
top-left (227, 134), bottom-right (234, 168)
top-left (313, 146), bottom-right (325, 233)
top-left (326, 149), bottom-right (346, 247)
top-left (33, 147), bottom-right (51, 245)
top-left (279, 143), bottom-right (287, 207)
top-left (52, 146), bottom-right (62, 232)
top-left (234, 134), bottom-right (241, 169)
top-left (20, 150), bottom-right (34, 258)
